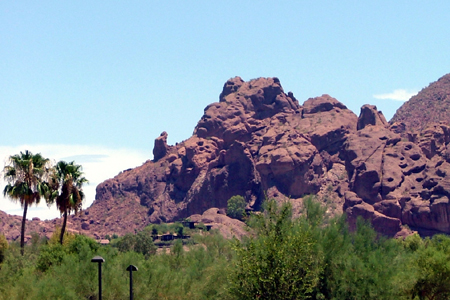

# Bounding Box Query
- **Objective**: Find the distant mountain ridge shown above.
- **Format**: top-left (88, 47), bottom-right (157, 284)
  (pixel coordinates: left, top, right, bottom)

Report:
top-left (391, 73), bottom-right (450, 131)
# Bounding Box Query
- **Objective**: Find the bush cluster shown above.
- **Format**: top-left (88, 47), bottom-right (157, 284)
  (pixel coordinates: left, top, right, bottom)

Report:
top-left (227, 195), bottom-right (246, 220)
top-left (229, 197), bottom-right (450, 299)
top-left (0, 227), bottom-right (231, 299)
top-left (1, 197), bottom-right (450, 299)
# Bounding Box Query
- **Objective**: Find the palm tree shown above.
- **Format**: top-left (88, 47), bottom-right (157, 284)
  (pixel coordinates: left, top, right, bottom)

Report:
top-left (3, 150), bottom-right (51, 255)
top-left (48, 161), bottom-right (88, 245)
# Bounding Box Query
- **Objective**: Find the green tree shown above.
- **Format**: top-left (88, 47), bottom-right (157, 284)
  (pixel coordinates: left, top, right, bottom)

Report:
top-left (48, 161), bottom-right (88, 245)
top-left (229, 198), bottom-right (323, 299)
top-left (115, 232), bottom-right (156, 258)
top-left (36, 243), bottom-right (66, 272)
top-left (48, 225), bottom-right (75, 246)
top-left (67, 234), bottom-right (99, 254)
top-left (134, 231), bottom-right (157, 258)
top-left (151, 227), bottom-right (158, 236)
top-left (116, 233), bottom-right (136, 253)
top-left (174, 222), bottom-right (184, 237)
top-left (227, 195), bottom-right (246, 220)
top-left (409, 234), bottom-right (450, 300)
top-left (318, 217), bottom-right (407, 299)
top-left (3, 150), bottom-right (51, 255)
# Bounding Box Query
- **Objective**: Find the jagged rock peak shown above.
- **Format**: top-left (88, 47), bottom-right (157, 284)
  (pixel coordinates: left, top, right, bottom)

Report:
top-left (219, 76), bottom-right (245, 101)
top-left (357, 104), bottom-right (388, 130)
top-left (218, 76), bottom-right (300, 111)
top-left (195, 77), bottom-right (301, 144)
top-left (391, 73), bottom-right (450, 132)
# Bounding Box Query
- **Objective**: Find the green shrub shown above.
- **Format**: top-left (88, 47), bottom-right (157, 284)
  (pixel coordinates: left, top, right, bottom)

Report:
top-left (115, 233), bottom-right (137, 253)
top-left (319, 217), bottom-right (407, 299)
top-left (0, 234), bottom-right (8, 264)
top-left (227, 195), bottom-right (246, 220)
top-left (195, 222), bottom-right (206, 230)
top-left (134, 231), bottom-right (157, 258)
top-left (174, 222), bottom-right (184, 237)
top-left (67, 234), bottom-right (99, 254)
top-left (408, 234), bottom-right (450, 299)
top-left (48, 226), bottom-right (75, 246)
top-left (36, 243), bottom-right (66, 272)
top-left (229, 198), bottom-right (323, 299)
top-left (115, 232), bottom-right (156, 258)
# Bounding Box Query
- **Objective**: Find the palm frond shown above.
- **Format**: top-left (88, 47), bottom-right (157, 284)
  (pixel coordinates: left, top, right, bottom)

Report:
top-left (51, 160), bottom-right (88, 214)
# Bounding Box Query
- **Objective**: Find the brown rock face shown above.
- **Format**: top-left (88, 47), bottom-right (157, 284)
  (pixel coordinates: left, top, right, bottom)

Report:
top-left (5, 74), bottom-right (450, 241)
top-left (83, 77), bottom-right (359, 238)
top-left (342, 116), bottom-right (450, 236)
top-left (86, 75), bottom-right (450, 238)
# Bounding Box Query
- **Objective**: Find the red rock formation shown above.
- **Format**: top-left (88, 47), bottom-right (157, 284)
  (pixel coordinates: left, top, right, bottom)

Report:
top-left (357, 104), bottom-right (388, 130)
top-left (153, 131), bottom-right (170, 161)
top-left (340, 102), bottom-right (450, 236)
top-left (77, 77), bottom-right (359, 238)
top-left (4, 74), bottom-right (450, 240)
top-left (61, 76), bottom-right (450, 238)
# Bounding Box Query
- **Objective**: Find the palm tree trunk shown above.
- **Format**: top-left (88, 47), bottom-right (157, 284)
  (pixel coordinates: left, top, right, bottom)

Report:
top-left (60, 210), bottom-right (68, 245)
top-left (20, 202), bottom-right (28, 256)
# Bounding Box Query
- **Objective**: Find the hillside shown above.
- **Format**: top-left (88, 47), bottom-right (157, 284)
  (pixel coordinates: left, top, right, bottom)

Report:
top-left (391, 73), bottom-right (450, 132)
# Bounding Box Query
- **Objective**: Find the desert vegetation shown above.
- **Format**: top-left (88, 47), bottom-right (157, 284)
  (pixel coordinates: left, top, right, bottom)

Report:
top-left (226, 195), bottom-right (246, 221)
top-left (1, 197), bottom-right (450, 299)
top-left (2, 150), bottom-right (88, 254)
top-left (3, 151), bottom-right (52, 255)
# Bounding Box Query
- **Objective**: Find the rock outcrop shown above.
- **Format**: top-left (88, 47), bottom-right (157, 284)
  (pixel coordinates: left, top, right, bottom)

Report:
top-left (66, 76), bottom-right (450, 238)
top-left (153, 131), bottom-right (170, 161)
top-left (357, 104), bottom-right (388, 130)
top-left (4, 74), bottom-right (450, 240)
top-left (188, 208), bottom-right (247, 240)
top-left (74, 77), bottom-right (358, 238)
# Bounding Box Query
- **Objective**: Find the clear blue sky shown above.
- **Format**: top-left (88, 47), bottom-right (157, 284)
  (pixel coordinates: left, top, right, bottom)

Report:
top-left (1, 1), bottom-right (450, 219)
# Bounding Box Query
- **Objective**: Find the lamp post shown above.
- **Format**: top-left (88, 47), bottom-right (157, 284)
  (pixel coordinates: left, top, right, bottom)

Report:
top-left (91, 256), bottom-right (105, 300)
top-left (126, 265), bottom-right (138, 300)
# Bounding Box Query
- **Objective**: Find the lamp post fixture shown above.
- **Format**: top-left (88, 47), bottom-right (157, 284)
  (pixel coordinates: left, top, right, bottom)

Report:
top-left (126, 265), bottom-right (138, 300)
top-left (91, 256), bottom-right (105, 300)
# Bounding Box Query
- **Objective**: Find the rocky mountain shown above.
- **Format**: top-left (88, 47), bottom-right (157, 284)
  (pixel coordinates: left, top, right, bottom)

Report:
top-left (85, 77), bottom-right (356, 235)
top-left (391, 73), bottom-right (450, 132)
top-left (85, 75), bottom-right (450, 238)
top-left (3, 75), bottom-right (450, 241)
